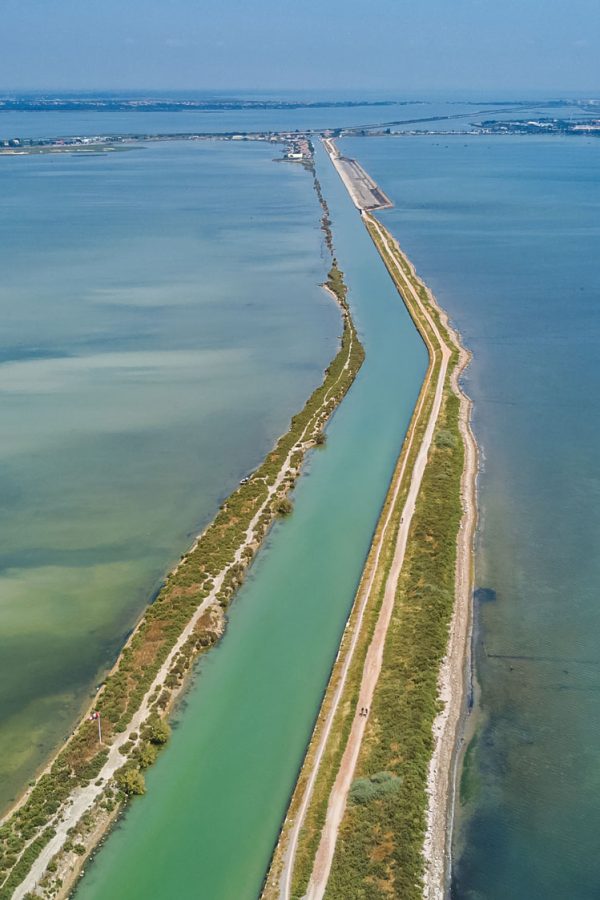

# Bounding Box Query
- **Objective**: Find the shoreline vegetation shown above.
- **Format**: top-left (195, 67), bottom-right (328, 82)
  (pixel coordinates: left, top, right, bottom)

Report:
top-left (0, 162), bottom-right (364, 900)
top-left (262, 144), bottom-right (475, 899)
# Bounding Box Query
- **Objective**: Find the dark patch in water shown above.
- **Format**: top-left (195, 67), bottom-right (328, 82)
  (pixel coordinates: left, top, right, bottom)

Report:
top-left (0, 346), bottom-right (71, 364)
top-left (474, 586), bottom-right (496, 603)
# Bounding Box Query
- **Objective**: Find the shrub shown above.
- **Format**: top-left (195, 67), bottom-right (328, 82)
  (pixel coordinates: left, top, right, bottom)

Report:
top-left (143, 715), bottom-right (171, 746)
top-left (435, 428), bottom-right (457, 449)
top-left (137, 742), bottom-right (159, 770)
top-left (349, 772), bottom-right (402, 805)
top-left (275, 497), bottom-right (293, 517)
top-left (115, 768), bottom-right (145, 797)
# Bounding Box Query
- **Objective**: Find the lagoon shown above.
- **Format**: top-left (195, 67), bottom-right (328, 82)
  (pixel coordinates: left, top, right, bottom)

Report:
top-left (0, 139), bottom-right (341, 810)
top-left (344, 134), bottom-right (600, 899)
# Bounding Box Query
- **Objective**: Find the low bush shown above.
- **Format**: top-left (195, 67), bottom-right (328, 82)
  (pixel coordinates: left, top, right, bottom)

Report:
top-left (275, 497), bottom-right (294, 517)
top-left (349, 772), bottom-right (402, 805)
top-left (115, 768), bottom-right (145, 798)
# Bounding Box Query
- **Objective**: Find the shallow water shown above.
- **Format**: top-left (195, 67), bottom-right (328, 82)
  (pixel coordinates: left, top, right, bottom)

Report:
top-left (72, 142), bottom-right (427, 900)
top-left (0, 139), bottom-right (341, 809)
top-left (343, 134), bottom-right (600, 899)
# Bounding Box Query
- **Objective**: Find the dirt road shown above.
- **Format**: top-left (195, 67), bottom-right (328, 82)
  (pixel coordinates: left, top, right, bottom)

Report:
top-left (300, 215), bottom-right (451, 900)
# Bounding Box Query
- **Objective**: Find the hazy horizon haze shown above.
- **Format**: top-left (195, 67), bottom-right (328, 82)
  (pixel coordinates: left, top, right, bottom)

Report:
top-left (1, 0), bottom-right (598, 94)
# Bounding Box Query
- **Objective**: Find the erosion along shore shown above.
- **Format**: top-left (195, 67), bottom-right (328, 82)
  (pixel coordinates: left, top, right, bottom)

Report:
top-left (262, 142), bottom-right (476, 900)
top-left (0, 168), bottom-right (364, 898)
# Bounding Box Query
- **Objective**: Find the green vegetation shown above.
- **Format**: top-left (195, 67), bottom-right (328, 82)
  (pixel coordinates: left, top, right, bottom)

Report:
top-left (0, 828), bottom-right (55, 900)
top-left (324, 386), bottom-right (463, 900)
top-left (136, 743), bottom-right (159, 770)
top-left (273, 221), bottom-right (442, 900)
top-left (0, 256), bottom-right (364, 899)
top-left (312, 171), bottom-right (334, 255)
top-left (142, 715), bottom-right (171, 746)
top-left (348, 772), bottom-right (402, 805)
top-left (275, 497), bottom-right (294, 517)
top-left (315, 223), bottom-right (465, 900)
top-left (115, 768), bottom-right (146, 797)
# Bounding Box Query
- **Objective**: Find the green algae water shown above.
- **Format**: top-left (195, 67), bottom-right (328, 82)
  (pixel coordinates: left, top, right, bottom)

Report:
top-left (343, 135), bottom-right (600, 900)
top-left (73, 142), bottom-right (427, 899)
top-left (0, 140), bottom-right (342, 809)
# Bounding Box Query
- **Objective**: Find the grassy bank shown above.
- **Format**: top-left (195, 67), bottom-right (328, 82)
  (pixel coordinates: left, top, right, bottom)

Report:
top-left (324, 383), bottom-right (463, 899)
top-left (320, 219), bottom-right (467, 900)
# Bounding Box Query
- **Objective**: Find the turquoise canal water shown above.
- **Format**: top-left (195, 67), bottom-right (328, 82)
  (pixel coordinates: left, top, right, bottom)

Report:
top-left (0, 139), bottom-right (342, 809)
top-left (343, 135), bottom-right (600, 899)
top-left (73, 143), bottom-right (427, 899)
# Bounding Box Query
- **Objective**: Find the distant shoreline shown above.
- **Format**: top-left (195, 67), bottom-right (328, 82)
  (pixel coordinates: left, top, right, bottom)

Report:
top-left (263, 141), bottom-right (476, 900)
top-left (3, 114), bottom-right (598, 157)
top-left (0, 98), bottom-right (400, 113)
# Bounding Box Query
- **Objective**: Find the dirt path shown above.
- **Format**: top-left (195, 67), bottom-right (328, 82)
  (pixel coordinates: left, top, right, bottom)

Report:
top-left (300, 215), bottom-right (451, 900)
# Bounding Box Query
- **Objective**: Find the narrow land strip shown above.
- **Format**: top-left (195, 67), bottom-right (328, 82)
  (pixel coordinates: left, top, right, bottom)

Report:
top-left (303, 215), bottom-right (451, 899)
top-left (264, 141), bottom-right (475, 900)
top-left (276, 261), bottom-right (439, 900)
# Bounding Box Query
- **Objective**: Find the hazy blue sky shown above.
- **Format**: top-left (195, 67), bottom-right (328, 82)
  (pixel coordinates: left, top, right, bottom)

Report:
top-left (1, 0), bottom-right (598, 94)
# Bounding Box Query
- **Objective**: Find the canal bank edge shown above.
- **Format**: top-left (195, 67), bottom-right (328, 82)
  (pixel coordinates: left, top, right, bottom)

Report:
top-left (262, 145), bottom-right (476, 899)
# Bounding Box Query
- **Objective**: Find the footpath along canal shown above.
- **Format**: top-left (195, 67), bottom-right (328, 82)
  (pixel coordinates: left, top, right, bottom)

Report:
top-left (74, 142), bottom-right (428, 900)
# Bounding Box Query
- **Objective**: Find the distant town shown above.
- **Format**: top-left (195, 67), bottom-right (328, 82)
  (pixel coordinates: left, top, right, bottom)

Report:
top-left (1, 96), bottom-right (599, 155)
top-left (0, 131), bottom-right (319, 157)
top-left (474, 117), bottom-right (600, 135)
top-left (0, 97), bottom-right (400, 113)
top-left (2, 117), bottom-right (599, 156)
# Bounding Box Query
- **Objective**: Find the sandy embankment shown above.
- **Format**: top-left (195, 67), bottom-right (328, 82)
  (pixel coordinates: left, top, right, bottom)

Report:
top-left (365, 223), bottom-right (478, 900)
top-left (422, 305), bottom-right (478, 900)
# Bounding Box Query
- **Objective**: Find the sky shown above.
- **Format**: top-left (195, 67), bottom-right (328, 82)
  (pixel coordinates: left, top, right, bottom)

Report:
top-left (1, 0), bottom-right (598, 95)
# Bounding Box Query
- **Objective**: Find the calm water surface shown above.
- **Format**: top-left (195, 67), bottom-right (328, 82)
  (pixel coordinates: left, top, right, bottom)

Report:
top-left (344, 135), bottom-right (600, 899)
top-left (0, 101), bottom-right (472, 140)
top-left (9, 112), bottom-right (597, 899)
top-left (1, 99), bottom-right (589, 142)
top-left (73, 143), bottom-right (426, 899)
top-left (0, 139), bottom-right (341, 808)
